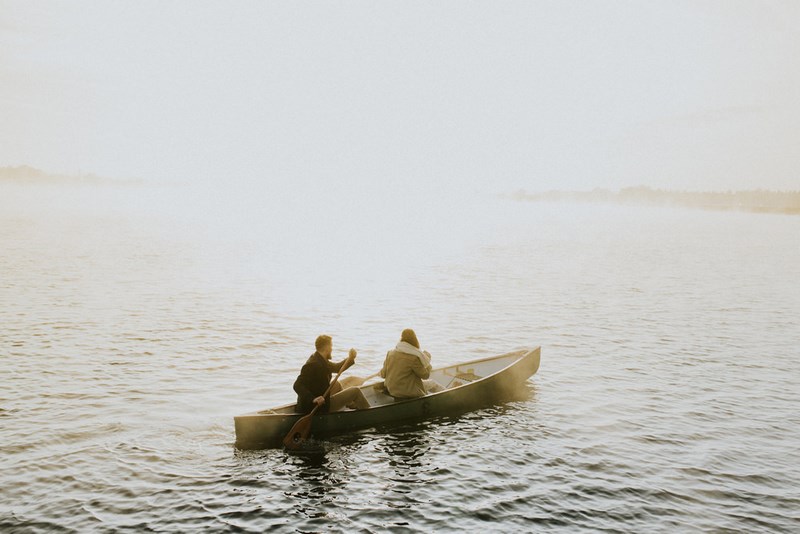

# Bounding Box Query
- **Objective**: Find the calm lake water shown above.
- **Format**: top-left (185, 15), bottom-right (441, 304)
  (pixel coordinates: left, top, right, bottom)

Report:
top-left (1, 184), bottom-right (799, 532)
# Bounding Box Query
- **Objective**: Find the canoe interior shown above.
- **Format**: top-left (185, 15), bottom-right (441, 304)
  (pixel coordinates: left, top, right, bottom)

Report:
top-left (252, 348), bottom-right (532, 415)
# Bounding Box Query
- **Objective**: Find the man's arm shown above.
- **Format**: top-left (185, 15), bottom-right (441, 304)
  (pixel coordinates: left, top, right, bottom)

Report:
top-left (293, 362), bottom-right (314, 399)
top-left (328, 349), bottom-right (357, 373)
top-left (295, 362), bottom-right (327, 408)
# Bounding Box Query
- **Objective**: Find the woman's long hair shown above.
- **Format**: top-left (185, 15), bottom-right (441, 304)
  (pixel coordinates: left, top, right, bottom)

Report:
top-left (400, 328), bottom-right (420, 349)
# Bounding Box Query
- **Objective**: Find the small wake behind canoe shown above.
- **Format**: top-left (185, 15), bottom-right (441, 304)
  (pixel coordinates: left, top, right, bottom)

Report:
top-left (234, 346), bottom-right (541, 449)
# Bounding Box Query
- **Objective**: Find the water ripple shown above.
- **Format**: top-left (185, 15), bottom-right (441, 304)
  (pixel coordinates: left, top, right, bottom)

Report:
top-left (2, 200), bottom-right (800, 531)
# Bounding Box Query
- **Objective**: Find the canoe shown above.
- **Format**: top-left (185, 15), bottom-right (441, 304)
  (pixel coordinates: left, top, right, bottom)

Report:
top-left (234, 346), bottom-right (541, 449)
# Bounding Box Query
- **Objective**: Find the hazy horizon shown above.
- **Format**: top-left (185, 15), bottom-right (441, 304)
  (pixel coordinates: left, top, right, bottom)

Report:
top-left (2, 1), bottom-right (800, 199)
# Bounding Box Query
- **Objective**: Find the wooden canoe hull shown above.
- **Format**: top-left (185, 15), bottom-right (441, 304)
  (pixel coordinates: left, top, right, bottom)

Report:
top-left (234, 346), bottom-right (540, 449)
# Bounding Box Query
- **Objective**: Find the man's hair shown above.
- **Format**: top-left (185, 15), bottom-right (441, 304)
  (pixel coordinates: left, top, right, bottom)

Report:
top-left (315, 334), bottom-right (332, 351)
top-left (400, 328), bottom-right (420, 349)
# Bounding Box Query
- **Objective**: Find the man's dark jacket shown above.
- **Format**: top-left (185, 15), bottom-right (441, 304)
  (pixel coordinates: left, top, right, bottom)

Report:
top-left (293, 352), bottom-right (347, 414)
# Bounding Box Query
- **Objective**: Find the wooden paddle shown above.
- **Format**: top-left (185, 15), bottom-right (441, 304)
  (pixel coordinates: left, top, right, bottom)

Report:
top-left (283, 354), bottom-right (355, 450)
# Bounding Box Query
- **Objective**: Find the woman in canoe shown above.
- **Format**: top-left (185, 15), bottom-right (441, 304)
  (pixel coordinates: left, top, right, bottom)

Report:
top-left (380, 329), bottom-right (443, 398)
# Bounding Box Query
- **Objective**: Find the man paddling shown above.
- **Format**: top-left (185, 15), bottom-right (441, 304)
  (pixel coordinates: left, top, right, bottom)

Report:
top-left (293, 335), bottom-right (370, 413)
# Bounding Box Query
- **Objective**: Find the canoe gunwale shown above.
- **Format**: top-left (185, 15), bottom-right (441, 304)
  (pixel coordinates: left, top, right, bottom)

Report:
top-left (240, 347), bottom-right (535, 417)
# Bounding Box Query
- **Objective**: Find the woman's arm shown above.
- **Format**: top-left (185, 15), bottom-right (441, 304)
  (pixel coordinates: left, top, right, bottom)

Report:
top-left (411, 354), bottom-right (432, 379)
top-left (380, 355), bottom-right (388, 378)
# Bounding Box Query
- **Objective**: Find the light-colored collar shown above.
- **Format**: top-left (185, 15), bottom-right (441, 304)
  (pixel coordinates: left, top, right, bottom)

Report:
top-left (395, 341), bottom-right (423, 356)
top-left (395, 341), bottom-right (430, 366)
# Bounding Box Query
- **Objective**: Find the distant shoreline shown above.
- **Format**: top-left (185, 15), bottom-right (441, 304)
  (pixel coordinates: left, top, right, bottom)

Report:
top-left (510, 187), bottom-right (800, 216)
top-left (0, 165), bottom-right (141, 186)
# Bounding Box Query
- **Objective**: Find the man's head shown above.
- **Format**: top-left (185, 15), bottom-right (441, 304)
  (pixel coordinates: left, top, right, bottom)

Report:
top-left (315, 334), bottom-right (333, 358)
top-left (401, 328), bottom-right (420, 349)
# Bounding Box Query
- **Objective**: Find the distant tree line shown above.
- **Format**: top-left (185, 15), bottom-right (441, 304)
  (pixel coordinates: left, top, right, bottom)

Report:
top-left (0, 165), bottom-right (106, 184)
top-left (512, 186), bottom-right (800, 215)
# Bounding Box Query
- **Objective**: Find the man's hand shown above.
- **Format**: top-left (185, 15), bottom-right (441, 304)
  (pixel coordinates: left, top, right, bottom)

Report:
top-left (344, 348), bottom-right (357, 370)
top-left (313, 396), bottom-right (325, 407)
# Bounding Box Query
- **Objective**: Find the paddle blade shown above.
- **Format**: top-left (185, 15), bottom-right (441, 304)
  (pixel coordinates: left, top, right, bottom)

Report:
top-left (283, 414), bottom-right (313, 449)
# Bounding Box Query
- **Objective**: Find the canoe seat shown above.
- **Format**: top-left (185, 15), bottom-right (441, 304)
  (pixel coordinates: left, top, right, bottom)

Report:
top-left (360, 381), bottom-right (399, 407)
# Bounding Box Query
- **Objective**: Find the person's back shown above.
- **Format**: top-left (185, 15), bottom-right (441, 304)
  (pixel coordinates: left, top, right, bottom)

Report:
top-left (381, 329), bottom-right (432, 399)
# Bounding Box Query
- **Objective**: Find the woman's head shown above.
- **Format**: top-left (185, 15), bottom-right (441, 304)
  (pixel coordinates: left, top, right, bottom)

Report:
top-left (400, 328), bottom-right (420, 349)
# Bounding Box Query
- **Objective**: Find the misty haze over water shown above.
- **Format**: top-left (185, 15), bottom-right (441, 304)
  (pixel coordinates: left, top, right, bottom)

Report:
top-left (3, 1), bottom-right (800, 530)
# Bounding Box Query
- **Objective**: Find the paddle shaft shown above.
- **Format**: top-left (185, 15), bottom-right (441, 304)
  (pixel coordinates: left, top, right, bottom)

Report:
top-left (331, 368), bottom-right (382, 391)
top-left (283, 355), bottom-right (354, 449)
top-left (363, 369), bottom-right (381, 381)
top-left (320, 357), bottom-right (355, 403)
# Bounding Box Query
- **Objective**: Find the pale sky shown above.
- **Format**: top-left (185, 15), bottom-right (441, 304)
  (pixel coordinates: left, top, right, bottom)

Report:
top-left (2, 1), bottom-right (799, 195)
